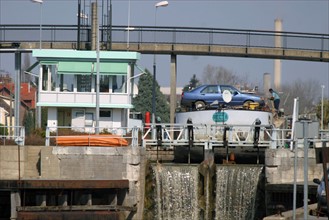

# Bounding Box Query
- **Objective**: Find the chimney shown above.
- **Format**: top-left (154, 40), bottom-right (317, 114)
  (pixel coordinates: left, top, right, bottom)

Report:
top-left (274, 18), bottom-right (282, 91)
top-left (263, 73), bottom-right (271, 96)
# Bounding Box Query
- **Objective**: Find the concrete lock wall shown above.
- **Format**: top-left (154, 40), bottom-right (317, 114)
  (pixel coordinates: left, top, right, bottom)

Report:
top-left (0, 145), bottom-right (146, 215)
top-left (0, 145), bottom-right (144, 180)
top-left (265, 148), bottom-right (323, 184)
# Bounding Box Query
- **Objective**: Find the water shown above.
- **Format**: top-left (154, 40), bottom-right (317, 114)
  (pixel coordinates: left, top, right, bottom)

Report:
top-left (151, 164), bottom-right (263, 220)
top-left (152, 164), bottom-right (200, 220)
top-left (215, 165), bottom-right (263, 220)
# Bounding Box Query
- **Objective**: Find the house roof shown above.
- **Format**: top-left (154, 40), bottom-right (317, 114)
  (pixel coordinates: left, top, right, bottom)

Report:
top-left (0, 83), bottom-right (37, 110)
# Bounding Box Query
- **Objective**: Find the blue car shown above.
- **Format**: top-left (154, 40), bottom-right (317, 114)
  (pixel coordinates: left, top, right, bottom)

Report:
top-left (180, 84), bottom-right (264, 110)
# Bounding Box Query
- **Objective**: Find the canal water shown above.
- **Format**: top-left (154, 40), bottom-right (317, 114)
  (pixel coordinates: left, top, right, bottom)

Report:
top-left (145, 163), bottom-right (263, 220)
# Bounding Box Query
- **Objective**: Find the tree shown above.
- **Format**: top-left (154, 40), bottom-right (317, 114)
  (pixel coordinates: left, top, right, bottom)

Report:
top-left (316, 99), bottom-right (329, 129)
top-left (23, 110), bottom-right (35, 136)
top-left (182, 74), bottom-right (201, 91)
top-left (132, 69), bottom-right (170, 123)
top-left (280, 79), bottom-right (320, 115)
top-left (202, 65), bottom-right (242, 85)
top-left (0, 123), bottom-right (8, 136)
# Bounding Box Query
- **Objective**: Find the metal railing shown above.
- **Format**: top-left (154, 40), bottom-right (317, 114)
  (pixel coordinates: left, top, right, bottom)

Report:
top-left (0, 25), bottom-right (328, 52)
top-left (0, 125), bottom-right (25, 146)
top-left (0, 124), bottom-right (328, 149)
top-left (142, 123), bottom-right (293, 149)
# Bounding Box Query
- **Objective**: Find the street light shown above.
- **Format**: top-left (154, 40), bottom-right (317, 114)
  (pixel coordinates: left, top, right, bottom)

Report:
top-left (31, 0), bottom-right (43, 49)
top-left (321, 85), bottom-right (325, 130)
top-left (152, 1), bottom-right (168, 124)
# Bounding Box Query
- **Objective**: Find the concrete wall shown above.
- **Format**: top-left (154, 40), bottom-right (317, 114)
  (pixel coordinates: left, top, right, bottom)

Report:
top-left (265, 148), bottom-right (323, 184)
top-left (0, 145), bottom-right (144, 181)
top-left (0, 145), bottom-right (146, 219)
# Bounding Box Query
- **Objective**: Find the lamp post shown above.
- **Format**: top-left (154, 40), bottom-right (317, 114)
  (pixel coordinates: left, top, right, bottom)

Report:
top-left (321, 85), bottom-right (325, 130)
top-left (31, 0), bottom-right (43, 49)
top-left (152, 1), bottom-right (168, 124)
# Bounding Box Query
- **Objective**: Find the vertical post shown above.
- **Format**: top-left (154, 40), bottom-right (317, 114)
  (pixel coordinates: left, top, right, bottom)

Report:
top-left (127, 0), bottom-right (131, 50)
top-left (95, 2), bottom-right (100, 134)
top-left (321, 142), bottom-right (329, 217)
top-left (31, 0), bottom-right (44, 49)
top-left (77, 0), bottom-right (81, 50)
top-left (152, 1), bottom-right (169, 125)
top-left (14, 51), bottom-right (21, 138)
top-left (170, 54), bottom-right (177, 126)
top-left (38, 2), bottom-right (43, 49)
top-left (303, 121), bottom-right (309, 219)
top-left (109, 0), bottom-right (112, 50)
top-left (152, 5), bottom-right (157, 125)
top-left (187, 118), bottom-right (193, 164)
top-left (293, 135), bottom-right (297, 219)
top-left (321, 85), bottom-right (325, 130)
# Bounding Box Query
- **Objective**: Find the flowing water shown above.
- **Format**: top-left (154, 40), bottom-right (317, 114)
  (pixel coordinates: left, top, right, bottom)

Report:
top-left (150, 164), bottom-right (263, 220)
top-left (215, 165), bottom-right (263, 220)
top-left (152, 164), bottom-right (200, 220)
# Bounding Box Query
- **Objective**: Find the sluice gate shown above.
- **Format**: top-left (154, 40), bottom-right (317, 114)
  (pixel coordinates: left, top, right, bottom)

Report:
top-left (144, 162), bottom-right (264, 220)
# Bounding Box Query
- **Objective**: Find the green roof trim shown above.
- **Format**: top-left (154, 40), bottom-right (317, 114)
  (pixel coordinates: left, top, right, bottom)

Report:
top-left (37, 102), bottom-right (134, 109)
top-left (57, 61), bottom-right (128, 75)
top-left (32, 49), bottom-right (140, 61)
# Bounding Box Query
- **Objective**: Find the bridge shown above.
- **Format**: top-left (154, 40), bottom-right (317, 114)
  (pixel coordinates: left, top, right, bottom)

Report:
top-left (1, 24), bottom-right (329, 125)
top-left (1, 25), bottom-right (329, 61)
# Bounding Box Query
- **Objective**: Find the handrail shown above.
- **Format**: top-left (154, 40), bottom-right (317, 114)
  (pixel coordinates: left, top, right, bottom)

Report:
top-left (0, 24), bottom-right (328, 52)
top-left (0, 125), bottom-right (25, 146)
top-left (0, 124), bottom-right (328, 149)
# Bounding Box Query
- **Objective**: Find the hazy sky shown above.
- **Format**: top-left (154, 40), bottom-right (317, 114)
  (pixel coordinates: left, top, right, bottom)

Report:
top-left (0, 0), bottom-right (328, 95)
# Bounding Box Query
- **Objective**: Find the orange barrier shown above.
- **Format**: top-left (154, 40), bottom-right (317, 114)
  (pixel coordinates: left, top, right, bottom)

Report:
top-left (56, 135), bottom-right (128, 147)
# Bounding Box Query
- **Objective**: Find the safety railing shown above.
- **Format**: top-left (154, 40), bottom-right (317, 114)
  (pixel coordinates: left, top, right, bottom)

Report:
top-left (0, 124), bottom-right (326, 149)
top-left (0, 25), bottom-right (328, 52)
top-left (142, 123), bottom-right (293, 149)
top-left (0, 125), bottom-right (25, 146)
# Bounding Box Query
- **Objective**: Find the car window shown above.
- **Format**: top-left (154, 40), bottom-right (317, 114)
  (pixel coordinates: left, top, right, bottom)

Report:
top-left (201, 85), bottom-right (218, 94)
top-left (220, 85), bottom-right (238, 94)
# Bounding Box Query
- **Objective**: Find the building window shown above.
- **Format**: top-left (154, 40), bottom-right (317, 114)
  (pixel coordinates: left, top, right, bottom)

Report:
top-left (59, 74), bottom-right (74, 92)
top-left (112, 75), bottom-right (127, 93)
top-left (100, 110), bottom-right (111, 118)
top-left (100, 75), bottom-right (110, 92)
top-left (77, 75), bottom-right (93, 92)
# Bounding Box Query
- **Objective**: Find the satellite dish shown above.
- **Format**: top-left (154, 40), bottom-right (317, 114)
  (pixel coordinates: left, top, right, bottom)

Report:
top-left (222, 90), bottom-right (232, 103)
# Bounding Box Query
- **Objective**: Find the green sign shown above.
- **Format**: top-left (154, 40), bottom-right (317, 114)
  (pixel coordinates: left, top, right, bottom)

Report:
top-left (212, 112), bottom-right (228, 123)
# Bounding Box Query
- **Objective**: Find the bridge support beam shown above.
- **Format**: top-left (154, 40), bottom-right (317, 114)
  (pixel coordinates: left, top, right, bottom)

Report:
top-left (170, 54), bottom-right (177, 125)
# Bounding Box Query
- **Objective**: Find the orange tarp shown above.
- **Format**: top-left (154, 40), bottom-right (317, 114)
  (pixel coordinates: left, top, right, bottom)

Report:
top-left (56, 135), bottom-right (128, 147)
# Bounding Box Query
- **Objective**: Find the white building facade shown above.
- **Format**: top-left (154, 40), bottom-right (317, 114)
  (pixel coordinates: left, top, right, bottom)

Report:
top-left (32, 49), bottom-right (141, 132)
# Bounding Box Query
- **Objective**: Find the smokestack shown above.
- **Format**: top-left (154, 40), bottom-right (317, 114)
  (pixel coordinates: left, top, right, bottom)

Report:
top-left (274, 18), bottom-right (282, 91)
top-left (263, 73), bottom-right (271, 95)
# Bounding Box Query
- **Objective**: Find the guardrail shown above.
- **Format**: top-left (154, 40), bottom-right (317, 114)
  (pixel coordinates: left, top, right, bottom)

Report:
top-left (142, 123), bottom-right (293, 149)
top-left (0, 125), bottom-right (25, 146)
top-left (0, 25), bottom-right (328, 52)
top-left (0, 124), bottom-right (327, 149)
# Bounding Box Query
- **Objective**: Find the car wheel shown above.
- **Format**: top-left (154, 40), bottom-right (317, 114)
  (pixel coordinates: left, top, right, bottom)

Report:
top-left (243, 100), bottom-right (253, 108)
top-left (195, 101), bottom-right (206, 110)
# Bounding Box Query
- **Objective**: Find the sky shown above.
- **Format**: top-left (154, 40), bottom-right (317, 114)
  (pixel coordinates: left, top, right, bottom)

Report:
top-left (0, 0), bottom-right (329, 96)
